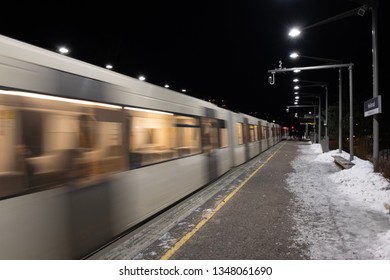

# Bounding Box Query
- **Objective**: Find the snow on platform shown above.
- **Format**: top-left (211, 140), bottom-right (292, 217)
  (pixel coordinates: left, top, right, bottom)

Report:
top-left (286, 143), bottom-right (390, 259)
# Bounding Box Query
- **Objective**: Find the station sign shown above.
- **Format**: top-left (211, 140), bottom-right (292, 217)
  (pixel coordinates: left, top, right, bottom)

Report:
top-left (364, 95), bottom-right (382, 117)
top-left (303, 114), bottom-right (314, 119)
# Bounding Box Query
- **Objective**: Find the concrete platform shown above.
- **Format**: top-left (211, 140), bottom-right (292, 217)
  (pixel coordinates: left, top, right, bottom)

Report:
top-left (166, 140), bottom-right (307, 260)
top-left (90, 141), bottom-right (308, 260)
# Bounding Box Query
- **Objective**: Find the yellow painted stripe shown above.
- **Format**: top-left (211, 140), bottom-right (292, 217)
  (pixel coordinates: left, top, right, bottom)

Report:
top-left (160, 141), bottom-right (286, 260)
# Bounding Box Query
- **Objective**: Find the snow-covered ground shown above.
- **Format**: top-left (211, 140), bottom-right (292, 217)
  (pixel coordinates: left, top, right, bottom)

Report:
top-left (286, 142), bottom-right (390, 259)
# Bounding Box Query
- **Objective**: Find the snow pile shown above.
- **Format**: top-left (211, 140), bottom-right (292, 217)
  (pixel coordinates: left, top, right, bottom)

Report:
top-left (315, 147), bottom-right (390, 213)
top-left (287, 143), bottom-right (390, 259)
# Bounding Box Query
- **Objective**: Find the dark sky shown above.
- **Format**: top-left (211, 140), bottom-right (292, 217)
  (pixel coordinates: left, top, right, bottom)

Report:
top-left (1, 0), bottom-right (388, 126)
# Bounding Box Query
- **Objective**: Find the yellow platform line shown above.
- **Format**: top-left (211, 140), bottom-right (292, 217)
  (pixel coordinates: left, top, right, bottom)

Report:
top-left (160, 141), bottom-right (286, 260)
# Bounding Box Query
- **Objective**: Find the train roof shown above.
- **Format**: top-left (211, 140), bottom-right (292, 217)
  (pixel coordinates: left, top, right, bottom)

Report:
top-left (0, 35), bottom-right (275, 125)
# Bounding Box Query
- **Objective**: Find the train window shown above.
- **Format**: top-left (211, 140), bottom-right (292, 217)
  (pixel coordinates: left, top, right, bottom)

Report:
top-left (176, 116), bottom-right (201, 157)
top-left (20, 110), bottom-right (43, 157)
top-left (126, 108), bottom-right (202, 168)
top-left (0, 90), bottom-right (126, 199)
top-left (218, 119), bottom-right (229, 148)
top-left (126, 107), bottom-right (177, 168)
top-left (261, 125), bottom-right (268, 140)
top-left (249, 124), bottom-right (258, 142)
top-left (79, 114), bottom-right (97, 149)
top-left (236, 123), bottom-right (244, 145)
top-left (254, 125), bottom-right (259, 141)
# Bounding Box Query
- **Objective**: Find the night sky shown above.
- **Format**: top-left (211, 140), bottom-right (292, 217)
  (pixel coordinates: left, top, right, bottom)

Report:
top-left (1, 0), bottom-right (388, 129)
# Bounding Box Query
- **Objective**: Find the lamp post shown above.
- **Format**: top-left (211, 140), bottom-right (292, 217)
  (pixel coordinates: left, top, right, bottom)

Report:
top-left (288, 0), bottom-right (380, 168)
top-left (371, 1), bottom-right (379, 171)
top-left (289, 52), bottom-right (341, 64)
top-left (293, 79), bottom-right (328, 139)
top-left (288, 5), bottom-right (368, 39)
top-left (286, 104), bottom-right (320, 142)
top-left (295, 93), bottom-right (322, 143)
top-left (290, 52), bottom-right (341, 152)
top-left (268, 62), bottom-right (354, 160)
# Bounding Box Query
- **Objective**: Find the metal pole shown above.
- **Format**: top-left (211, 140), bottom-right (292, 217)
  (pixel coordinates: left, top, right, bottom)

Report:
top-left (268, 63), bottom-right (353, 151)
top-left (325, 85), bottom-right (328, 138)
top-left (338, 68), bottom-right (342, 153)
top-left (305, 123), bottom-right (308, 140)
top-left (349, 64), bottom-right (354, 161)
top-left (372, 2), bottom-right (379, 171)
top-left (268, 63), bottom-right (353, 74)
top-left (318, 95), bottom-right (321, 142)
top-left (314, 106), bottom-right (317, 143)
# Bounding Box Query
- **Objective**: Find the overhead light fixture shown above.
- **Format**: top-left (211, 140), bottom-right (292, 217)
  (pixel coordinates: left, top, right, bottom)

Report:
top-left (288, 28), bottom-right (301, 37)
top-left (58, 46), bottom-right (69, 54)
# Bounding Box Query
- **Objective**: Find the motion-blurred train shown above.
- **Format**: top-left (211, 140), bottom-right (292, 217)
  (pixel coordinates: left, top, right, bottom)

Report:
top-left (0, 35), bottom-right (283, 259)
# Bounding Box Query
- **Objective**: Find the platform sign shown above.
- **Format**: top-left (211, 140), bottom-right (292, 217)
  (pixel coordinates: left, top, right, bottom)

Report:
top-left (303, 114), bottom-right (315, 119)
top-left (364, 95), bottom-right (382, 117)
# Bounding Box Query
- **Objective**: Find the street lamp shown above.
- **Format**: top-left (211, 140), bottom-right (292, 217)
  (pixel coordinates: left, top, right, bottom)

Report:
top-left (288, 1), bottom-right (379, 168)
top-left (296, 92), bottom-right (322, 143)
top-left (288, 5), bottom-right (368, 39)
top-left (289, 52), bottom-right (341, 64)
top-left (288, 28), bottom-right (301, 37)
top-left (267, 62), bottom-right (354, 160)
top-left (289, 52), bottom-right (342, 154)
top-left (286, 103), bottom-right (320, 142)
top-left (293, 80), bottom-right (328, 138)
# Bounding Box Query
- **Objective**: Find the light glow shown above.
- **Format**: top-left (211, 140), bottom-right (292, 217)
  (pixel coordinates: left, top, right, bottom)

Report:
top-left (288, 28), bottom-right (301, 37)
top-left (124, 106), bottom-right (173, 116)
top-left (58, 47), bottom-right (69, 54)
top-left (0, 89), bottom-right (122, 109)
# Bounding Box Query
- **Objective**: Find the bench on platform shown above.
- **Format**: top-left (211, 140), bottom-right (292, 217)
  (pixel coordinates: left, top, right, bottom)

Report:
top-left (332, 155), bottom-right (355, 169)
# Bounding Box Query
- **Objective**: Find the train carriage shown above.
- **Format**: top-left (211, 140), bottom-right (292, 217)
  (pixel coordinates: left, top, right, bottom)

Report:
top-left (0, 35), bottom-right (281, 259)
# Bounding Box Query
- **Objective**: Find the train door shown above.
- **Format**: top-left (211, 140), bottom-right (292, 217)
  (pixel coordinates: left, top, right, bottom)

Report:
top-left (258, 121), bottom-right (263, 152)
top-left (266, 124), bottom-right (270, 148)
top-left (243, 118), bottom-right (249, 161)
top-left (202, 108), bottom-right (218, 182)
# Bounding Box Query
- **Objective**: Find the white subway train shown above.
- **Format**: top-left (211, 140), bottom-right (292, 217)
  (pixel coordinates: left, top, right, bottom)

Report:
top-left (0, 35), bottom-right (282, 259)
